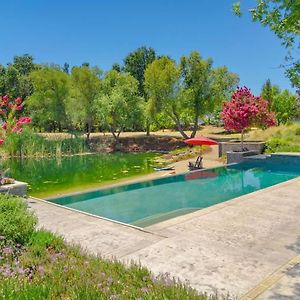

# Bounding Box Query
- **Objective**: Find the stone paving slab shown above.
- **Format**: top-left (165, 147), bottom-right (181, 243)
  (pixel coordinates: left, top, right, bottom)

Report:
top-left (29, 177), bottom-right (300, 298)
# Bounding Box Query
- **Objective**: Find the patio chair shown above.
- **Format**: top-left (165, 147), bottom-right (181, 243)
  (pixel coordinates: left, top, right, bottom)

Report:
top-left (188, 156), bottom-right (203, 171)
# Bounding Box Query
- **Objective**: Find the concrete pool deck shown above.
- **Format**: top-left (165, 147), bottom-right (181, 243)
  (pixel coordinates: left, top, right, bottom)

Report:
top-left (28, 176), bottom-right (300, 299)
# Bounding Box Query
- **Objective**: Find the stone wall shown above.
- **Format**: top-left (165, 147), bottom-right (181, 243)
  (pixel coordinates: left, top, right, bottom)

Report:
top-left (218, 141), bottom-right (265, 157)
top-left (0, 181), bottom-right (27, 196)
top-left (226, 150), bottom-right (260, 164)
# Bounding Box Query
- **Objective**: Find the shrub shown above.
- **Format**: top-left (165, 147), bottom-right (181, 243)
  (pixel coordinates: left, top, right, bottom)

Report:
top-left (0, 195), bottom-right (37, 244)
top-left (265, 136), bottom-right (300, 153)
top-left (28, 229), bottom-right (65, 258)
top-left (2, 128), bottom-right (86, 158)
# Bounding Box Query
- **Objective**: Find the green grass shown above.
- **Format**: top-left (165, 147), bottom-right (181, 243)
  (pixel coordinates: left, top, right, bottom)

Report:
top-left (0, 195), bottom-right (216, 299)
top-left (2, 128), bottom-right (87, 158)
top-left (245, 123), bottom-right (300, 153)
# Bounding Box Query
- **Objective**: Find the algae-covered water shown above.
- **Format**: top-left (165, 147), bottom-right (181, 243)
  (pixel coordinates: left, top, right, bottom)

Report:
top-left (1, 153), bottom-right (159, 198)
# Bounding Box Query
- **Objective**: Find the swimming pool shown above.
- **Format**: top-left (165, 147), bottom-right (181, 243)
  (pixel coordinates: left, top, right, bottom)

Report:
top-left (49, 154), bottom-right (300, 227)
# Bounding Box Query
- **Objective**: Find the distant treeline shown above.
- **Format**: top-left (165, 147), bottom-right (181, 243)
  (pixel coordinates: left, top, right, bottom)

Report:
top-left (0, 47), bottom-right (298, 141)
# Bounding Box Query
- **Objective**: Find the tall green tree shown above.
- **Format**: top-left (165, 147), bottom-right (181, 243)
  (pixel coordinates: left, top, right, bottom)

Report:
top-left (272, 89), bottom-right (299, 124)
top-left (28, 68), bottom-right (70, 132)
top-left (67, 66), bottom-right (101, 140)
top-left (179, 52), bottom-right (239, 138)
top-left (0, 55), bottom-right (36, 100)
top-left (261, 79), bottom-right (298, 124)
top-left (233, 1), bottom-right (300, 89)
top-left (145, 53), bottom-right (239, 138)
top-left (123, 46), bottom-right (156, 135)
top-left (11, 54), bottom-right (35, 76)
top-left (261, 78), bottom-right (280, 107)
top-left (63, 63), bottom-right (70, 74)
top-left (144, 57), bottom-right (183, 134)
top-left (95, 70), bottom-right (144, 142)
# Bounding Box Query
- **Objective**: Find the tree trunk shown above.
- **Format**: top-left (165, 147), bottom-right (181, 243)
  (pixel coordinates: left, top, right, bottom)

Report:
top-left (173, 116), bottom-right (189, 139)
top-left (241, 129), bottom-right (244, 151)
top-left (146, 120), bottom-right (150, 136)
top-left (86, 121), bottom-right (92, 141)
top-left (190, 112), bottom-right (199, 138)
top-left (168, 111), bottom-right (189, 139)
top-left (111, 129), bottom-right (120, 143)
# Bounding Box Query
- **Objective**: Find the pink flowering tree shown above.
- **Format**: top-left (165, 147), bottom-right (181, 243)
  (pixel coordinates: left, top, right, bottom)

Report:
top-left (221, 87), bottom-right (276, 150)
top-left (0, 95), bottom-right (31, 145)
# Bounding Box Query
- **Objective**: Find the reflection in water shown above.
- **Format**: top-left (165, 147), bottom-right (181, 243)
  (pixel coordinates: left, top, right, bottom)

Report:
top-left (1, 153), bottom-right (158, 198)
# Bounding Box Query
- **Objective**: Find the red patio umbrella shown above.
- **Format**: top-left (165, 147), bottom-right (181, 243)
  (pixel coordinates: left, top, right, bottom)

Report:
top-left (184, 137), bottom-right (218, 146)
top-left (184, 137), bottom-right (219, 165)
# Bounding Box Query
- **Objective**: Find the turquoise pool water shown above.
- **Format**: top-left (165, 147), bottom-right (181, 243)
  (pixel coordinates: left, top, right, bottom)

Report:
top-left (50, 155), bottom-right (300, 227)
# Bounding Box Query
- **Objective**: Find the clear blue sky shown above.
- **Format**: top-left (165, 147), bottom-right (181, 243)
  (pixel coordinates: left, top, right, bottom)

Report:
top-left (0, 0), bottom-right (294, 94)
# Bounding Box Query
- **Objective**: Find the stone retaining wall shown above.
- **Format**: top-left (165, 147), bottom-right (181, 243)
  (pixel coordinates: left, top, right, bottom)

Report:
top-left (218, 141), bottom-right (265, 157)
top-left (0, 181), bottom-right (27, 196)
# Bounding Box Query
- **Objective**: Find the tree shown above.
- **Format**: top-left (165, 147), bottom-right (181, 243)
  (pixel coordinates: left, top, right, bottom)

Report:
top-left (144, 57), bottom-right (183, 133)
top-left (261, 79), bottom-right (299, 124)
top-left (63, 63), bottom-right (70, 74)
top-left (261, 79), bottom-right (280, 108)
top-left (124, 46), bottom-right (156, 135)
top-left (67, 66), bottom-right (101, 140)
top-left (221, 86), bottom-right (276, 149)
top-left (272, 89), bottom-right (299, 124)
top-left (95, 70), bottom-right (144, 142)
top-left (112, 63), bottom-right (121, 72)
top-left (179, 52), bottom-right (239, 138)
top-left (0, 55), bottom-right (36, 100)
top-left (145, 53), bottom-right (239, 138)
top-left (11, 55), bottom-right (35, 76)
top-left (28, 68), bottom-right (70, 132)
top-left (233, 1), bottom-right (300, 89)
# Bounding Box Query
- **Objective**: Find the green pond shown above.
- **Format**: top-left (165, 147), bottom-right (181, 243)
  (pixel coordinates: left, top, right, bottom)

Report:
top-left (1, 153), bottom-right (159, 198)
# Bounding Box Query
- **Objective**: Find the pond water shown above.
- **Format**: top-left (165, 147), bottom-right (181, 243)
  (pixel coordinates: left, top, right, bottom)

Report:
top-left (1, 153), bottom-right (159, 198)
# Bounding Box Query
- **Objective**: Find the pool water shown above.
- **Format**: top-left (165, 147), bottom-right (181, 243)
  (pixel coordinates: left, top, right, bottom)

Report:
top-left (1, 152), bottom-right (159, 198)
top-left (50, 155), bottom-right (300, 227)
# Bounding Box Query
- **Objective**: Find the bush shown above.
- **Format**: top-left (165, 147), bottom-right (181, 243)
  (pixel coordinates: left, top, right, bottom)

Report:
top-left (28, 229), bottom-right (65, 258)
top-left (0, 195), bottom-right (37, 244)
top-left (2, 128), bottom-right (86, 158)
top-left (265, 137), bottom-right (300, 153)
